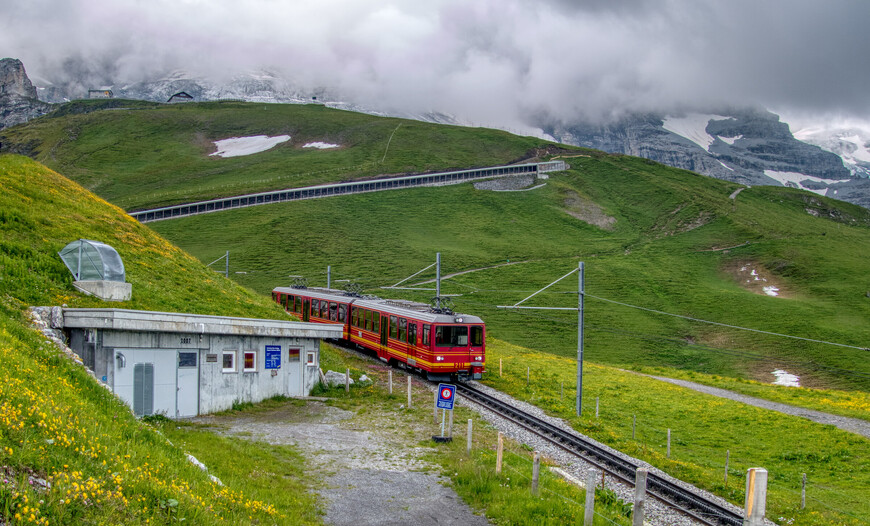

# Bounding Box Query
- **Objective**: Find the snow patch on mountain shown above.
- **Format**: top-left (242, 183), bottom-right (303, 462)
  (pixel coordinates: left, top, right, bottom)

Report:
top-left (662, 114), bottom-right (733, 152)
top-left (792, 126), bottom-right (870, 178)
top-left (210, 135), bottom-right (290, 157)
top-left (763, 170), bottom-right (851, 196)
top-left (718, 134), bottom-right (743, 145)
top-left (303, 142), bottom-right (340, 149)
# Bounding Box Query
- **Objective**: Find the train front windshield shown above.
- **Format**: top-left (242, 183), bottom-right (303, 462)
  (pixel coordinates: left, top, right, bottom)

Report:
top-left (435, 326), bottom-right (468, 347)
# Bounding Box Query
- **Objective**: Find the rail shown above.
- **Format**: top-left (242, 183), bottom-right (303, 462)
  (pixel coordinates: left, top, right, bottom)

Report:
top-left (455, 383), bottom-right (744, 526)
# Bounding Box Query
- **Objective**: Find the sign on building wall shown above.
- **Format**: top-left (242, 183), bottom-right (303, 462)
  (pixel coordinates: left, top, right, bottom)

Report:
top-left (265, 345), bottom-right (281, 369)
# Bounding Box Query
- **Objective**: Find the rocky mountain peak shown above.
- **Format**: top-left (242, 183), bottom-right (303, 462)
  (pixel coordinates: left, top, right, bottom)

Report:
top-left (0, 58), bottom-right (38, 99)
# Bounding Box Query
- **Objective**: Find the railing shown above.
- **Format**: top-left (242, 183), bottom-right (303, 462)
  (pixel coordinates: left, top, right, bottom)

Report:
top-left (129, 160), bottom-right (567, 223)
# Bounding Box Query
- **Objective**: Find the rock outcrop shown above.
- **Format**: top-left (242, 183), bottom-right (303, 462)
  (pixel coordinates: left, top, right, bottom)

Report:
top-left (0, 58), bottom-right (53, 131)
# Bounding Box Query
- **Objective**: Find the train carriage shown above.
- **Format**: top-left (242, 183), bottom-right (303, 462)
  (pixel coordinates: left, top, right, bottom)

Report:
top-left (272, 287), bottom-right (485, 381)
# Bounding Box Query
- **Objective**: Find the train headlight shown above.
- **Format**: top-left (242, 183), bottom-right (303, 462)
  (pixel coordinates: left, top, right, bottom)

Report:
top-left (454, 317), bottom-right (463, 323)
top-left (475, 356), bottom-right (482, 361)
top-left (436, 356), bottom-right (444, 361)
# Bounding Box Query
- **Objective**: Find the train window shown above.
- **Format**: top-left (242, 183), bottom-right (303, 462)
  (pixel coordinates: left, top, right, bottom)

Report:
top-left (373, 312), bottom-right (380, 333)
top-left (329, 302), bottom-right (338, 321)
top-left (338, 303), bottom-right (347, 322)
top-left (310, 299), bottom-right (319, 318)
top-left (295, 296), bottom-right (303, 313)
top-left (272, 292), bottom-right (278, 303)
top-left (408, 323), bottom-right (417, 345)
top-left (422, 325), bottom-right (430, 345)
top-left (398, 317), bottom-right (407, 342)
top-left (286, 295), bottom-right (294, 310)
top-left (390, 316), bottom-right (398, 339)
top-left (321, 301), bottom-right (328, 319)
top-left (364, 309), bottom-right (371, 331)
top-left (471, 326), bottom-right (484, 346)
top-left (435, 326), bottom-right (469, 347)
top-left (351, 307), bottom-right (358, 327)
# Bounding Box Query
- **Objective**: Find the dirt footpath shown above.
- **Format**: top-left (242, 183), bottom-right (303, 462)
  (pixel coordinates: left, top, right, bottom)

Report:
top-left (193, 401), bottom-right (489, 526)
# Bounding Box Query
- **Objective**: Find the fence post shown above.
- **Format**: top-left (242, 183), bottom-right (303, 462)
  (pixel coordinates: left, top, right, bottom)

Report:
top-left (388, 370), bottom-right (393, 394)
top-left (500, 358), bottom-right (503, 377)
top-left (496, 432), bottom-right (504, 474)
top-left (632, 414), bottom-right (636, 439)
top-left (345, 368), bottom-right (350, 393)
top-left (433, 390), bottom-right (438, 423)
top-left (407, 376), bottom-right (412, 408)
top-left (531, 452), bottom-right (540, 495)
top-left (595, 397), bottom-right (599, 418)
top-left (584, 469), bottom-right (597, 526)
top-left (467, 419), bottom-right (473, 454)
top-left (561, 382), bottom-right (564, 401)
top-left (667, 428), bottom-right (671, 459)
top-left (744, 468), bottom-right (768, 526)
top-left (527, 367), bottom-right (530, 386)
top-left (633, 468), bottom-right (648, 526)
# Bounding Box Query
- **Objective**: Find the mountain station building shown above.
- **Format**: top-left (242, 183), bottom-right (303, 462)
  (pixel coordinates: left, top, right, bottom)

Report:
top-left (60, 308), bottom-right (342, 418)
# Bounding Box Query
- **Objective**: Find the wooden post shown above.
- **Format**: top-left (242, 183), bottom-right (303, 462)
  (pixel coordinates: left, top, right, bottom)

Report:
top-left (801, 473), bottom-right (807, 510)
top-left (467, 419), bottom-right (473, 455)
top-left (496, 432), bottom-right (504, 474)
top-left (433, 390), bottom-right (438, 424)
top-left (531, 452), bottom-right (540, 495)
top-left (584, 469), bottom-right (597, 526)
top-left (595, 397), bottom-right (599, 418)
top-left (499, 358), bottom-right (502, 377)
top-left (632, 414), bottom-right (636, 439)
top-left (561, 381), bottom-right (563, 401)
top-left (527, 366), bottom-right (530, 386)
top-left (407, 376), bottom-right (412, 407)
top-left (633, 468), bottom-right (648, 526)
top-left (388, 370), bottom-right (393, 394)
top-left (744, 468), bottom-right (768, 526)
top-left (345, 368), bottom-right (350, 393)
top-left (667, 428), bottom-right (671, 459)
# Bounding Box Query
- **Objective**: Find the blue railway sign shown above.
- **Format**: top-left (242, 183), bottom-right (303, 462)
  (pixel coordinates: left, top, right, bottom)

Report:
top-left (265, 345), bottom-right (281, 369)
top-left (436, 383), bottom-right (456, 410)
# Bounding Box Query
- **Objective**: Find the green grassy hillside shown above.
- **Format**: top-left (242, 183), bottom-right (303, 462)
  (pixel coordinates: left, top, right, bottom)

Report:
top-left (0, 154), bottom-right (308, 524)
top-left (3, 100), bottom-right (869, 394)
top-left (0, 99), bottom-right (550, 210)
top-left (150, 153), bottom-right (870, 392)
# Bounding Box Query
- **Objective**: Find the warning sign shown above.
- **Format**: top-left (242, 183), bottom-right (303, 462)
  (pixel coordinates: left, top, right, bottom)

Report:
top-left (436, 383), bottom-right (456, 410)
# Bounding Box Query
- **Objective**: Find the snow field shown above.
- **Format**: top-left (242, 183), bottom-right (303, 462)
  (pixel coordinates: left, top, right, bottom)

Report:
top-left (211, 135), bottom-right (291, 157)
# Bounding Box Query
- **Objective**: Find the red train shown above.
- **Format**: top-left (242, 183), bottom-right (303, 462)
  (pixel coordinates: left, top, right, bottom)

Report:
top-left (272, 286), bottom-right (485, 381)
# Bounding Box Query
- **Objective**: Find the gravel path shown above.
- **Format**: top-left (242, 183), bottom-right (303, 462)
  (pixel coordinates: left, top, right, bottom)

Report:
top-left (644, 375), bottom-right (870, 439)
top-left (193, 401), bottom-right (489, 526)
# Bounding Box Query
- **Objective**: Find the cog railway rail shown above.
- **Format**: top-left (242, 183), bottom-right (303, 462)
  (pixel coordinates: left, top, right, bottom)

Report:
top-left (455, 382), bottom-right (743, 526)
top-left (330, 336), bottom-right (743, 526)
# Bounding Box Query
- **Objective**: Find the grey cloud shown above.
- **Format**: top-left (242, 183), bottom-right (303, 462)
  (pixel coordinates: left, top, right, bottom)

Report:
top-left (1, 0), bottom-right (868, 128)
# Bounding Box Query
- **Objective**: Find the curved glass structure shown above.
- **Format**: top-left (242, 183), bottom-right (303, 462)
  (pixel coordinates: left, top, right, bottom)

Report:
top-left (58, 239), bottom-right (126, 282)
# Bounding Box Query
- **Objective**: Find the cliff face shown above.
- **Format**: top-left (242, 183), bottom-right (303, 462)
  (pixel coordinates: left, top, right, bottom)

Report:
top-left (544, 108), bottom-right (868, 206)
top-left (0, 58), bottom-right (52, 130)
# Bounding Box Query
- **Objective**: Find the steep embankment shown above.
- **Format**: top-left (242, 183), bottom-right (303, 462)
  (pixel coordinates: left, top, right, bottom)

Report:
top-left (0, 154), bottom-right (311, 524)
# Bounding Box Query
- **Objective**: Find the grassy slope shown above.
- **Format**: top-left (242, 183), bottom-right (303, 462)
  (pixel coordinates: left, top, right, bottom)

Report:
top-left (0, 154), bottom-right (309, 524)
top-left (152, 153), bottom-right (870, 393)
top-left (0, 99), bottom-right (549, 210)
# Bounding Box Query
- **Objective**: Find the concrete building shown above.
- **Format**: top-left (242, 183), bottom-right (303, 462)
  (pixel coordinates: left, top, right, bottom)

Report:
top-left (61, 308), bottom-right (342, 418)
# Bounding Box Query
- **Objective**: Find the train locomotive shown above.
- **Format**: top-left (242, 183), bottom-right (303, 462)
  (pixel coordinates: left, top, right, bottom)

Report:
top-left (272, 286), bottom-right (485, 381)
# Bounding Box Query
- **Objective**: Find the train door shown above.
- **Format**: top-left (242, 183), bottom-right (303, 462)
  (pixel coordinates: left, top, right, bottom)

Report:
top-left (303, 299), bottom-right (310, 322)
top-left (380, 315), bottom-right (388, 348)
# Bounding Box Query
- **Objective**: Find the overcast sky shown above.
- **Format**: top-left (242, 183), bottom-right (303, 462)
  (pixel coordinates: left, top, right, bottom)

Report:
top-left (2, 0), bottom-right (868, 131)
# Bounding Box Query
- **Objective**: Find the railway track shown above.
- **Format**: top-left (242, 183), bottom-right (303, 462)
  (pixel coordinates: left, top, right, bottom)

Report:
top-left (455, 382), bottom-right (744, 526)
top-left (328, 339), bottom-right (743, 525)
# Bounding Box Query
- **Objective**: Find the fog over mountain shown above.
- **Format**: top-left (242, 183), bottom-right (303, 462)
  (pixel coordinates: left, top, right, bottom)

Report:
top-left (3, 1), bottom-right (870, 206)
top-left (3, 0), bottom-right (869, 132)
